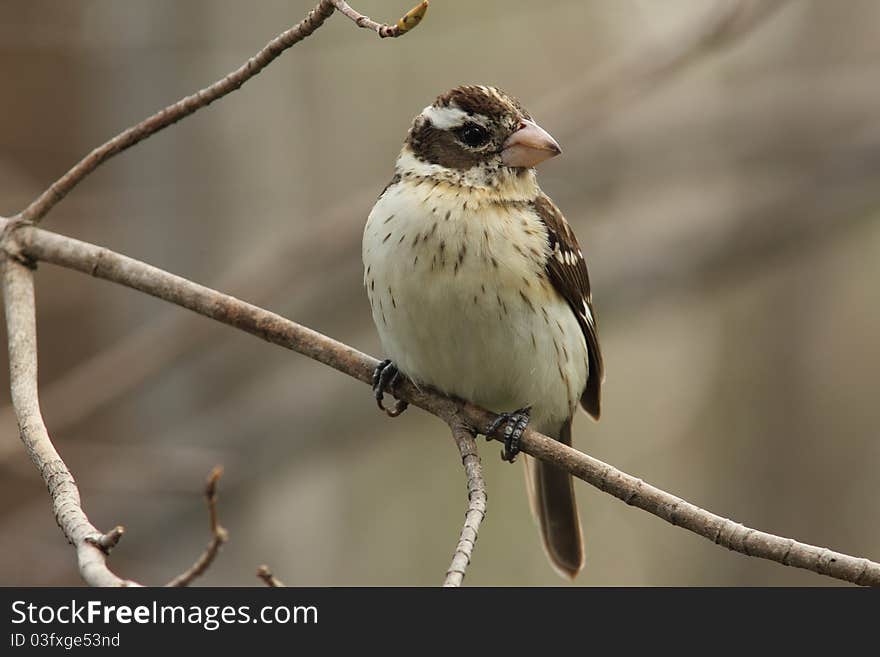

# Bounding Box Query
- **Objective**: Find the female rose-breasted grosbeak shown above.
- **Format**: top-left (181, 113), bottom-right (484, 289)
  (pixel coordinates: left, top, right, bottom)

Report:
top-left (362, 85), bottom-right (604, 578)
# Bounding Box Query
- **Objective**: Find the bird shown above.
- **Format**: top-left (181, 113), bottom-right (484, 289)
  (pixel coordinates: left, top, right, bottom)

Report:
top-left (362, 85), bottom-right (603, 579)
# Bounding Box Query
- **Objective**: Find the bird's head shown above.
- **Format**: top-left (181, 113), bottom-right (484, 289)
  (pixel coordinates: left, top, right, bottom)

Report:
top-left (398, 85), bottom-right (561, 191)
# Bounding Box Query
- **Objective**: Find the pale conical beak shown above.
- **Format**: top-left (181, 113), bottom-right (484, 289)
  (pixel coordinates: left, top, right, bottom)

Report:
top-left (500, 119), bottom-right (562, 168)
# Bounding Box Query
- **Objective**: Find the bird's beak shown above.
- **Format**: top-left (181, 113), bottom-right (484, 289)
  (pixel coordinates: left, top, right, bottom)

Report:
top-left (501, 119), bottom-right (562, 168)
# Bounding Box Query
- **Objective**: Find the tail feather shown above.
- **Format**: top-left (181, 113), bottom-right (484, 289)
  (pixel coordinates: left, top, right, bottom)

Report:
top-left (523, 419), bottom-right (584, 579)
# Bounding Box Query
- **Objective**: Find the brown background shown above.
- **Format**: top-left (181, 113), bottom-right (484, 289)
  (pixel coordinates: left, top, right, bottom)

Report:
top-left (1, 0), bottom-right (878, 586)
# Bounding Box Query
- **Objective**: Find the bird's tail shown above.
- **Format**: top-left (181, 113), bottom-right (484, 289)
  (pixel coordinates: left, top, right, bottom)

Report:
top-left (523, 419), bottom-right (584, 579)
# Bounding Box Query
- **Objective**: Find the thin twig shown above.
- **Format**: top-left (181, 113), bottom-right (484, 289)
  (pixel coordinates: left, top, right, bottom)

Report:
top-left (14, 0), bottom-right (338, 224)
top-left (0, 0), bottom-right (783, 466)
top-left (166, 466), bottom-right (229, 587)
top-left (1, 253), bottom-right (140, 586)
top-left (331, 1), bottom-right (428, 38)
top-left (4, 218), bottom-right (878, 586)
top-left (15, 0), bottom-right (431, 225)
top-left (444, 418), bottom-right (487, 587)
top-left (87, 525), bottom-right (125, 552)
top-left (256, 564), bottom-right (286, 587)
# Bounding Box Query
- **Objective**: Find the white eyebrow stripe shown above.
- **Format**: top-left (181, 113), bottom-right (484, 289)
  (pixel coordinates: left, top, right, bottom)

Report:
top-left (421, 105), bottom-right (469, 130)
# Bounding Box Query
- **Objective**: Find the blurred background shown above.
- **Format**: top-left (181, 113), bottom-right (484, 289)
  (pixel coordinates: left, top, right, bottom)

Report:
top-left (1, 0), bottom-right (879, 586)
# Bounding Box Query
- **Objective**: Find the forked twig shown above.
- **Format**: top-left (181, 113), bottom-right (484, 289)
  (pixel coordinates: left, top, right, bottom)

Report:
top-left (14, 0), bottom-right (430, 225)
top-left (4, 0), bottom-right (878, 588)
top-left (2, 255), bottom-right (139, 586)
top-left (3, 217), bottom-right (878, 586)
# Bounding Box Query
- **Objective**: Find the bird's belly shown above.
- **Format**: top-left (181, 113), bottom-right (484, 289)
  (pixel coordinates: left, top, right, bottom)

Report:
top-left (385, 280), bottom-right (582, 428)
top-left (363, 189), bottom-right (587, 431)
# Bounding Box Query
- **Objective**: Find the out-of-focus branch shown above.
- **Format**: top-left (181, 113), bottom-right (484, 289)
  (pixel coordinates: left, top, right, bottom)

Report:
top-left (1, 253), bottom-right (140, 587)
top-left (15, 0), bottom-right (346, 225)
top-left (0, 0), bottom-right (794, 463)
top-left (256, 564), bottom-right (286, 587)
top-left (4, 128), bottom-right (879, 467)
top-left (166, 466), bottom-right (229, 587)
top-left (539, 0), bottom-right (790, 131)
top-left (14, 0), bottom-right (432, 225)
top-left (443, 419), bottom-right (487, 587)
top-left (599, 133), bottom-right (880, 315)
top-left (4, 217), bottom-right (878, 586)
top-left (331, 1), bottom-right (429, 38)
top-left (0, 311), bottom-right (203, 463)
top-left (0, 189), bottom-right (373, 464)
top-left (2, 252), bottom-right (229, 586)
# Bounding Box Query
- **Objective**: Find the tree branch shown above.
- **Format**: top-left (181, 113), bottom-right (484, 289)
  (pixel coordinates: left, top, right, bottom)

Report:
top-left (2, 253), bottom-right (230, 586)
top-left (3, 217), bottom-right (878, 586)
top-left (0, 188), bottom-right (374, 464)
top-left (0, 0), bottom-right (794, 468)
top-left (14, 0), bottom-right (342, 224)
top-left (330, 0), bottom-right (429, 38)
top-left (14, 0), bottom-right (433, 225)
top-left (256, 564), bottom-right (286, 587)
top-left (166, 466), bottom-right (229, 587)
top-left (1, 252), bottom-right (141, 587)
top-left (443, 418), bottom-right (487, 587)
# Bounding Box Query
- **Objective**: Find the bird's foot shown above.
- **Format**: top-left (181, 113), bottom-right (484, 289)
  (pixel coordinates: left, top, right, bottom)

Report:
top-left (372, 359), bottom-right (409, 418)
top-left (486, 407), bottom-right (531, 463)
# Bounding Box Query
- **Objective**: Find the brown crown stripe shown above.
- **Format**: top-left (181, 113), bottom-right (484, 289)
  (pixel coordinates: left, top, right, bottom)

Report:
top-left (435, 85), bottom-right (530, 121)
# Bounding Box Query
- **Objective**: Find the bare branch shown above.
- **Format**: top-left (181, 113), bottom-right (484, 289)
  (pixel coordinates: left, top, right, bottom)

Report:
top-left (0, 0), bottom-right (793, 466)
top-left (15, 0), bottom-right (339, 224)
top-left (12, 221), bottom-right (378, 385)
top-left (256, 565), bottom-right (286, 587)
top-left (4, 217), bottom-right (878, 586)
top-left (14, 0), bottom-right (432, 225)
top-left (331, 1), bottom-right (429, 38)
top-left (444, 419), bottom-right (487, 587)
top-left (1, 253), bottom-right (140, 587)
top-left (0, 188), bottom-right (375, 464)
top-left (166, 466), bottom-right (229, 587)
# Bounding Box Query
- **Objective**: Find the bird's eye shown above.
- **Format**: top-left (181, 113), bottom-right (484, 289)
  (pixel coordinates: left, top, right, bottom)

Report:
top-left (456, 123), bottom-right (490, 147)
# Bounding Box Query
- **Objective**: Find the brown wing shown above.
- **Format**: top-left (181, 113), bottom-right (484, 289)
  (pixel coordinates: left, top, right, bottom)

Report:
top-left (532, 194), bottom-right (604, 420)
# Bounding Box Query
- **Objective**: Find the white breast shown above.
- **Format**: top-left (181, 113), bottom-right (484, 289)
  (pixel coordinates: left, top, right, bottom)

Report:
top-left (362, 179), bottom-right (588, 434)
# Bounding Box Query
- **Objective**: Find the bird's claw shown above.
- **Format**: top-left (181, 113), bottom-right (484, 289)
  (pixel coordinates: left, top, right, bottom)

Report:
top-left (486, 407), bottom-right (531, 463)
top-left (372, 359), bottom-right (409, 418)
